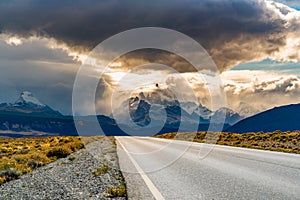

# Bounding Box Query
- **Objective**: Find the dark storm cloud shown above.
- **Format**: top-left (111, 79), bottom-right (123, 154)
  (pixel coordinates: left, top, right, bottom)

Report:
top-left (112, 49), bottom-right (198, 73)
top-left (0, 38), bottom-right (79, 114)
top-left (0, 0), bottom-right (299, 71)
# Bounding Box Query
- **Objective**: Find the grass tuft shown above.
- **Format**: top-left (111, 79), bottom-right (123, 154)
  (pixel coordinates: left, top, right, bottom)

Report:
top-left (46, 147), bottom-right (71, 158)
top-left (106, 182), bottom-right (127, 197)
top-left (92, 165), bottom-right (109, 176)
top-left (68, 156), bottom-right (76, 161)
top-left (0, 168), bottom-right (22, 182)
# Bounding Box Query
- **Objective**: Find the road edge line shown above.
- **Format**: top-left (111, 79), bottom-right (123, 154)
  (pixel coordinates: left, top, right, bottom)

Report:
top-left (116, 137), bottom-right (165, 200)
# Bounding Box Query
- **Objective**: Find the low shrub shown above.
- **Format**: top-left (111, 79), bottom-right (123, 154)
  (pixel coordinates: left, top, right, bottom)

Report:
top-left (92, 165), bottom-right (109, 176)
top-left (0, 168), bottom-right (21, 182)
top-left (0, 177), bottom-right (5, 184)
top-left (27, 160), bottom-right (43, 169)
top-left (68, 156), bottom-right (76, 161)
top-left (46, 147), bottom-right (71, 158)
top-left (68, 142), bottom-right (84, 151)
top-left (106, 182), bottom-right (127, 197)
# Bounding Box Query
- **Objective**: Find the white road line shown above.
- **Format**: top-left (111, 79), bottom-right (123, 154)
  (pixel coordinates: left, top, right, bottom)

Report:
top-left (116, 137), bottom-right (165, 200)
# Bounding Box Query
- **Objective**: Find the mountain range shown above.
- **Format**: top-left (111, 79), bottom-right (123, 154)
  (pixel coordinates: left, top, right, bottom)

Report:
top-left (119, 92), bottom-right (243, 126)
top-left (0, 92), bottom-right (125, 137)
top-left (0, 91), bottom-right (299, 137)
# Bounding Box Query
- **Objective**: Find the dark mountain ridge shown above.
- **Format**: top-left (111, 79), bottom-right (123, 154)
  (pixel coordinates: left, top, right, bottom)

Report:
top-left (1, 91), bottom-right (275, 137)
top-left (226, 103), bottom-right (300, 133)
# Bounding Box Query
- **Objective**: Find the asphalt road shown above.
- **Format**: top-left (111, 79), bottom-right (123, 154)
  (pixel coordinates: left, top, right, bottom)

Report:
top-left (116, 136), bottom-right (300, 200)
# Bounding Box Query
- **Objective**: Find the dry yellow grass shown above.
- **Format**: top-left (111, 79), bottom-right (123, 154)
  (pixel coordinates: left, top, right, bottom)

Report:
top-left (156, 131), bottom-right (300, 154)
top-left (106, 182), bottom-right (127, 197)
top-left (0, 136), bottom-right (85, 185)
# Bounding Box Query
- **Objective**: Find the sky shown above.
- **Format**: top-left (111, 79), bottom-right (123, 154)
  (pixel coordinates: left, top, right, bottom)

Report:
top-left (0, 0), bottom-right (300, 115)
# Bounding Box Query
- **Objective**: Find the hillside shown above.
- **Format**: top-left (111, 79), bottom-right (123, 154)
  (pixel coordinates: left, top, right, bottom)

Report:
top-left (227, 104), bottom-right (300, 133)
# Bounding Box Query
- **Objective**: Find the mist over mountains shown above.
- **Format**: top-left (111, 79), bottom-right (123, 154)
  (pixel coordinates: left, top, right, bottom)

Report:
top-left (118, 92), bottom-right (243, 126)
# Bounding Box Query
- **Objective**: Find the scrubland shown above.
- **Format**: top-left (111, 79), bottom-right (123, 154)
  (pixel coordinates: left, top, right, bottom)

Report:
top-left (156, 131), bottom-right (300, 154)
top-left (0, 136), bottom-right (85, 184)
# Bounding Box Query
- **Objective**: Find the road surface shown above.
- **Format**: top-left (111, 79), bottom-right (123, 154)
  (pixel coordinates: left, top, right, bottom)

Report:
top-left (116, 137), bottom-right (300, 200)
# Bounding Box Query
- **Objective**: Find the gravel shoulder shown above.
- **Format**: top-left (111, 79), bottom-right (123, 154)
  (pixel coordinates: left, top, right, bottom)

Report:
top-left (0, 137), bottom-right (127, 200)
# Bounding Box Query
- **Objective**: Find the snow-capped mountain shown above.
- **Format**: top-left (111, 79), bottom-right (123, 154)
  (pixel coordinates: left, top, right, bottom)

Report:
top-left (185, 103), bottom-right (213, 119)
top-left (125, 92), bottom-right (212, 118)
top-left (116, 95), bottom-right (203, 129)
top-left (117, 93), bottom-right (242, 129)
top-left (14, 91), bottom-right (46, 107)
top-left (129, 98), bottom-right (151, 126)
top-left (0, 91), bottom-right (62, 117)
top-left (180, 101), bottom-right (212, 117)
top-left (212, 107), bottom-right (242, 125)
top-left (237, 102), bottom-right (263, 117)
top-left (176, 101), bottom-right (197, 114)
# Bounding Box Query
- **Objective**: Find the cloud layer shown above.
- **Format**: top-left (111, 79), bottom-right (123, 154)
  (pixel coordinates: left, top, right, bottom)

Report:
top-left (0, 36), bottom-right (299, 115)
top-left (98, 69), bottom-right (300, 117)
top-left (0, 0), bottom-right (300, 71)
top-left (1, 0), bottom-right (300, 116)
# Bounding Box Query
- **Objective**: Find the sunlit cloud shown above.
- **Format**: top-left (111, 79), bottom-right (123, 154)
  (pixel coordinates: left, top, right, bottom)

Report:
top-left (46, 38), bottom-right (88, 63)
top-left (0, 34), bottom-right (88, 64)
top-left (6, 37), bottom-right (23, 46)
top-left (109, 62), bottom-right (123, 68)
